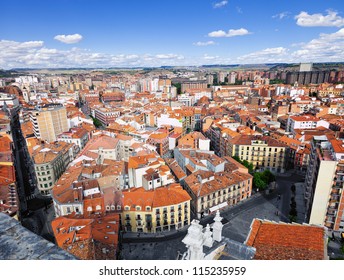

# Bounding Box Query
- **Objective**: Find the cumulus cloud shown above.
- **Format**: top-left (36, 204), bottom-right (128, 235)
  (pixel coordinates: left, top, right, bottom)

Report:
top-left (0, 39), bottom-right (186, 68)
top-left (234, 28), bottom-right (344, 63)
top-left (54, 33), bottom-right (83, 44)
top-left (291, 28), bottom-right (344, 61)
top-left (295, 10), bottom-right (344, 27)
top-left (237, 47), bottom-right (288, 63)
top-left (213, 1), bottom-right (228, 8)
top-left (193, 41), bottom-right (216, 46)
top-left (208, 28), bottom-right (251, 37)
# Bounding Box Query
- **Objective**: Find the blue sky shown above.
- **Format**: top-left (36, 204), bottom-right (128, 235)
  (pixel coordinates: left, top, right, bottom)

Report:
top-left (1, 0), bottom-right (344, 68)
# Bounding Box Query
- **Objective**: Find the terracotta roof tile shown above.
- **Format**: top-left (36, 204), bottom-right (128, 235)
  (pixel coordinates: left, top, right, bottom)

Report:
top-left (245, 219), bottom-right (327, 260)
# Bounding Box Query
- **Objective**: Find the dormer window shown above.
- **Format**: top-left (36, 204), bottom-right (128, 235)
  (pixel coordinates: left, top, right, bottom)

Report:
top-left (87, 206), bottom-right (92, 212)
top-left (125, 206), bottom-right (130, 211)
top-left (136, 206), bottom-right (141, 211)
top-left (117, 205), bottom-right (121, 210)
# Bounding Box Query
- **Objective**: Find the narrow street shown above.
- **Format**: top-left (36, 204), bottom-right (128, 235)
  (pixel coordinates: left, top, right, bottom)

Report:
top-left (11, 110), bottom-right (53, 238)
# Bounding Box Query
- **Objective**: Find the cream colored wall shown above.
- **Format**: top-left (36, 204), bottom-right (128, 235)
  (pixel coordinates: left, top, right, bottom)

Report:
top-left (309, 160), bottom-right (337, 226)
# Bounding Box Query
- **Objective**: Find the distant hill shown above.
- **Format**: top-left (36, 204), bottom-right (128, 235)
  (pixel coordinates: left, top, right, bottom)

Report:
top-left (0, 69), bottom-right (19, 78)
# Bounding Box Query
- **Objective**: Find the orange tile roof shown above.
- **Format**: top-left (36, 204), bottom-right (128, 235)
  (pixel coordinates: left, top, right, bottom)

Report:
top-left (122, 184), bottom-right (191, 210)
top-left (127, 154), bottom-right (160, 169)
top-left (246, 219), bottom-right (326, 260)
top-left (0, 165), bottom-right (16, 185)
top-left (0, 136), bottom-right (12, 153)
top-left (185, 169), bottom-right (252, 197)
top-left (289, 115), bottom-right (320, 122)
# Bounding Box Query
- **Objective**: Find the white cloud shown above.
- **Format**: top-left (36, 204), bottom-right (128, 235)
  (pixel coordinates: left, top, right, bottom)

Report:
top-left (272, 11), bottom-right (290, 20)
top-left (291, 28), bottom-right (344, 61)
top-left (235, 28), bottom-right (344, 63)
top-left (213, 1), bottom-right (228, 8)
top-left (237, 47), bottom-right (288, 63)
top-left (295, 10), bottom-right (344, 27)
top-left (208, 28), bottom-right (251, 37)
top-left (155, 54), bottom-right (184, 60)
top-left (193, 41), bottom-right (216, 46)
top-left (54, 34), bottom-right (83, 44)
top-left (203, 54), bottom-right (220, 60)
top-left (0, 39), bottom-right (185, 68)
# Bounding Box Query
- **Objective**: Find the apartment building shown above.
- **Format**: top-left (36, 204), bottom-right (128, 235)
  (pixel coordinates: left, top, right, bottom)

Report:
top-left (228, 135), bottom-right (288, 173)
top-left (31, 141), bottom-right (75, 195)
top-left (181, 80), bottom-right (207, 92)
top-left (30, 106), bottom-right (69, 142)
top-left (52, 159), bottom-right (125, 217)
top-left (147, 132), bottom-right (169, 158)
top-left (128, 154), bottom-right (173, 189)
top-left (286, 115), bottom-right (330, 134)
top-left (177, 92), bottom-right (195, 107)
top-left (174, 148), bottom-right (226, 175)
top-left (78, 134), bottom-right (119, 161)
top-left (122, 184), bottom-right (191, 233)
top-left (177, 131), bottom-right (210, 151)
top-left (94, 107), bottom-right (121, 126)
top-left (57, 127), bottom-right (90, 154)
top-left (304, 135), bottom-right (344, 232)
top-left (184, 168), bottom-right (252, 218)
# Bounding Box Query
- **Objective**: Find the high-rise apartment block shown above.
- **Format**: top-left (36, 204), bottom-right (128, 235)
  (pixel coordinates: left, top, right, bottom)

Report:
top-left (304, 135), bottom-right (344, 231)
top-left (30, 106), bottom-right (69, 142)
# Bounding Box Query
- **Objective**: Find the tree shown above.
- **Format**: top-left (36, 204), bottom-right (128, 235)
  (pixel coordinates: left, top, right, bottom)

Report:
top-left (89, 115), bottom-right (103, 128)
top-left (253, 173), bottom-right (268, 190)
top-left (261, 170), bottom-right (275, 183)
top-left (232, 156), bottom-right (254, 173)
top-left (172, 82), bottom-right (181, 94)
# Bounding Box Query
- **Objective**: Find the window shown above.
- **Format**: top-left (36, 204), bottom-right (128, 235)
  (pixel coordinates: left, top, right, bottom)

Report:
top-left (96, 205), bottom-right (101, 211)
top-left (117, 205), bottom-right (121, 210)
top-left (125, 206), bottom-right (130, 211)
top-left (136, 206), bottom-right (141, 211)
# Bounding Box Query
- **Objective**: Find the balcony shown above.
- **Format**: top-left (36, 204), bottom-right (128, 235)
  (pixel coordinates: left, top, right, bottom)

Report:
top-left (326, 216), bottom-right (336, 224)
top-left (332, 183), bottom-right (343, 190)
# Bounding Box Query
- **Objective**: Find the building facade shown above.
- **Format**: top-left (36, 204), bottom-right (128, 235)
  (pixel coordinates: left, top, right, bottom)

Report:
top-left (30, 106), bottom-right (69, 142)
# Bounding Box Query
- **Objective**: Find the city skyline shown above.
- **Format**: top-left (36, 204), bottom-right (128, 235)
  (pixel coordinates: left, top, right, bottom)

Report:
top-left (1, 0), bottom-right (344, 68)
